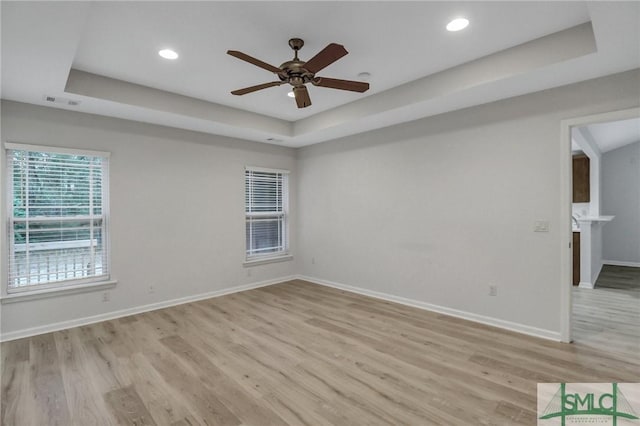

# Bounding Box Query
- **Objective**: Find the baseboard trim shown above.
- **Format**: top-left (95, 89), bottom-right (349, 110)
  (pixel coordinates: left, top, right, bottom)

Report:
top-left (2, 274), bottom-right (563, 342)
top-left (297, 275), bottom-right (561, 342)
top-left (603, 260), bottom-right (640, 268)
top-left (0, 276), bottom-right (296, 342)
top-left (578, 281), bottom-right (595, 289)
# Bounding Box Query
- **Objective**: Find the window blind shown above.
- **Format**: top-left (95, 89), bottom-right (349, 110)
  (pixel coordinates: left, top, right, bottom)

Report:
top-left (245, 168), bottom-right (289, 258)
top-left (7, 147), bottom-right (109, 290)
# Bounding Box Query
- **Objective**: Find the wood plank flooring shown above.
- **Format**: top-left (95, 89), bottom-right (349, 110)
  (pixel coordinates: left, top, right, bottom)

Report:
top-left (2, 279), bottom-right (640, 425)
top-left (594, 264), bottom-right (640, 292)
top-left (572, 265), bottom-right (640, 358)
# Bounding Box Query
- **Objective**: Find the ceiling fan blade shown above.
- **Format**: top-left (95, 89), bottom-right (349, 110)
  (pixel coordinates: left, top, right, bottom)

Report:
top-left (231, 81), bottom-right (284, 95)
top-left (303, 43), bottom-right (348, 74)
top-left (227, 50), bottom-right (282, 74)
top-left (293, 86), bottom-right (312, 108)
top-left (313, 77), bottom-right (369, 93)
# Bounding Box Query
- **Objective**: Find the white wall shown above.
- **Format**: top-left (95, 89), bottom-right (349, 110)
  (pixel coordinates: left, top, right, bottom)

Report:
top-left (297, 70), bottom-right (640, 337)
top-left (1, 70), bottom-right (638, 341)
top-left (602, 141), bottom-right (640, 265)
top-left (572, 203), bottom-right (590, 217)
top-left (0, 101), bottom-right (297, 337)
top-left (591, 224), bottom-right (603, 282)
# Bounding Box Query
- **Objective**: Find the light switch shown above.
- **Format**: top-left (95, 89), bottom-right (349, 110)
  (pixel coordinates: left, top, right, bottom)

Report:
top-left (534, 220), bottom-right (550, 232)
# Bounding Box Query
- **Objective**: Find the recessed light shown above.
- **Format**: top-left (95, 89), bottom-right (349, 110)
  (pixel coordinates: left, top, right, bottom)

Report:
top-left (446, 18), bottom-right (469, 32)
top-left (287, 91), bottom-right (295, 98)
top-left (158, 49), bottom-right (179, 60)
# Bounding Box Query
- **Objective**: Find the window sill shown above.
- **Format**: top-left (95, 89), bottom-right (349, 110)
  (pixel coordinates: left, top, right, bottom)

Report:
top-left (1, 280), bottom-right (117, 304)
top-left (243, 254), bottom-right (293, 267)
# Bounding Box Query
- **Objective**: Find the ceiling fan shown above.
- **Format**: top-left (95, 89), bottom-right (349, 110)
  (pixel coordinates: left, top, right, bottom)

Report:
top-left (227, 38), bottom-right (370, 108)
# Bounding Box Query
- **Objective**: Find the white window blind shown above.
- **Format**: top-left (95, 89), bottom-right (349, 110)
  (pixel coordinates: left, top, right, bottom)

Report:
top-left (245, 168), bottom-right (289, 259)
top-left (7, 145), bottom-right (110, 291)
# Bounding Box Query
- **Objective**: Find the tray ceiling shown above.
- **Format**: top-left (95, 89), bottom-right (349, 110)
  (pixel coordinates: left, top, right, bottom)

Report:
top-left (2, 1), bottom-right (639, 147)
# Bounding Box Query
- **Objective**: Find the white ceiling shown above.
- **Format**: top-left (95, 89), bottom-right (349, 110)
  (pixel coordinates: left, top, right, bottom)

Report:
top-left (585, 118), bottom-right (640, 153)
top-left (2, 1), bottom-right (639, 147)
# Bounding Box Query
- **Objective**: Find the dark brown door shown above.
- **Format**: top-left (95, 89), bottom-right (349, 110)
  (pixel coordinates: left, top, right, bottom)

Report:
top-left (573, 155), bottom-right (590, 203)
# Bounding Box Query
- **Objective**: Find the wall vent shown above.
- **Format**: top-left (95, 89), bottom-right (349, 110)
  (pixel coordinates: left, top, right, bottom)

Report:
top-left (42, 95), bottom-right (81, 106)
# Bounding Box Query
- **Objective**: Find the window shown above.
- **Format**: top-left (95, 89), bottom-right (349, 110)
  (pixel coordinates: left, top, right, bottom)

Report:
top-left (6, 143), bottom-right (110, 292)
top-left (245, 167), bottom-right (289, 260)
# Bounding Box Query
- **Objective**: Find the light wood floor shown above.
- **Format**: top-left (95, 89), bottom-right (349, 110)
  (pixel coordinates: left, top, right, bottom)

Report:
top-left (572, 265), bottom-right (640, 358)
top-left (2, 279), bottom-right (640, 426)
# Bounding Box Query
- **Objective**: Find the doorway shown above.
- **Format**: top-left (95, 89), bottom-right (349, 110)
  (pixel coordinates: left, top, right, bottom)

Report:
top-left (560, 107), bottom-right (640, 352)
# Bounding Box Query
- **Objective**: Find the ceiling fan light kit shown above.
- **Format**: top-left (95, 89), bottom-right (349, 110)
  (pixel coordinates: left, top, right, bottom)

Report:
top-left (228, 38), bottom-right (370, 108)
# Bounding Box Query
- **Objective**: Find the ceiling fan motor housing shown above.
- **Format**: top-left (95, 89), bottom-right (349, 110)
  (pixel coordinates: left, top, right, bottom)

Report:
top-left (278, 60), bottom-right (314, 87)
top-left (280, 39), bottom-right (315, 86)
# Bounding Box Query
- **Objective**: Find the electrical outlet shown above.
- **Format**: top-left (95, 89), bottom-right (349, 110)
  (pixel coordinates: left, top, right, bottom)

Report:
top-left (148, 285), bottom-right (155, 294)
top-left (102, 292), bottom-right (110, 302)
top-left (311, 257), bottom-right (316, 265)
top-left (247, 268), bottom-right (252, 277)
top-left (489, 285), bottom-right (498, 296)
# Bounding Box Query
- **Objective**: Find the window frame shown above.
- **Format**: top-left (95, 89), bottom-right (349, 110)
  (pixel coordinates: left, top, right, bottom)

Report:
top-left (244, 166), bottom-right (290, 263)
top-left (5, 142), bottom-right (111, 294)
